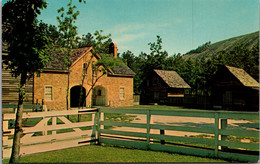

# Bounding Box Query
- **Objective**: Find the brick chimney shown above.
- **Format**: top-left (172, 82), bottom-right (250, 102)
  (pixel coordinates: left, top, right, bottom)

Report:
top-left (109, 42), bottom-right (118, 58)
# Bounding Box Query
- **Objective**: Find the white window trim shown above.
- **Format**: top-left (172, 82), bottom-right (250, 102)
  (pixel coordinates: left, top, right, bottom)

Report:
top-left (119, 87), bottom-right (125, 100)
top-left (44, 85), bottom-right (53, 101)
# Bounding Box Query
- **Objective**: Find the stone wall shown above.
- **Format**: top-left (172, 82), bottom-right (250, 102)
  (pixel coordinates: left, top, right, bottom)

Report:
top-left (33, 72), bottom-right (68, 110)
top-left (34, 51), bottom-right (134, 110)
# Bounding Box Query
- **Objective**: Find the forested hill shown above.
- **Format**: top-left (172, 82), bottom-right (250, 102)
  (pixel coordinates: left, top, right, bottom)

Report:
top-left (182, 31), bottom-right (259, 60)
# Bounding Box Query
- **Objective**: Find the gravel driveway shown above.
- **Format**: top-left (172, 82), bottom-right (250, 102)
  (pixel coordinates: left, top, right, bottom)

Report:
top-left (111, 114), bottom-right (257, 137)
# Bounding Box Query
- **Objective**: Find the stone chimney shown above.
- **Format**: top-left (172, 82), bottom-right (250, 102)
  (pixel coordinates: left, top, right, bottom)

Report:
top-left (109, 42), bottom-right (118, 58)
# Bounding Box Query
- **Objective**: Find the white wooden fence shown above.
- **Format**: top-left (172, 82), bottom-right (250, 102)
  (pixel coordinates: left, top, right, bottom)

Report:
top-left (98, 108), bottom-right (259, 163)
top-left (2, 109), bottom-right (98, 159)
top-left (2, 108), bottom-right (259, 162)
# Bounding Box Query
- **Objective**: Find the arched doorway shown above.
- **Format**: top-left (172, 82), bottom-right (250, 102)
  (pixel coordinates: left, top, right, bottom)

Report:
top-left (70, 85), bottom-right (86, 108)
top-left (92, 86), bottom-right (107, 106)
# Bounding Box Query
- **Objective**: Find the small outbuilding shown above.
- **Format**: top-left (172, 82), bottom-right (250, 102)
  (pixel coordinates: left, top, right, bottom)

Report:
top-left (211, 65), bottom-right (259, 111)
top-left (140, 69), bottom-right (191, 105)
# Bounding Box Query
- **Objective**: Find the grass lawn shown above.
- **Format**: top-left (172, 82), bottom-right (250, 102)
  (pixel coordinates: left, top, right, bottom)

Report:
top-left (2, 145), bottom-right (231, 163)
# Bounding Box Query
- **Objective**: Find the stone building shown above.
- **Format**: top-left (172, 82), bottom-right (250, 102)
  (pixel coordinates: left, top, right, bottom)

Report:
top-left (3, 44), bottom-right (135, 110)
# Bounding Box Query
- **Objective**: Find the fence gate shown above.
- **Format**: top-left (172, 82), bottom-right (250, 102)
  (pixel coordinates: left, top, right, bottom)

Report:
top-left (2, 109), bottom-right (98, 159)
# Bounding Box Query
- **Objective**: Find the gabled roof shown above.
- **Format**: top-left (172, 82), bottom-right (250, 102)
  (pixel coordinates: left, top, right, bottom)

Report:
top-left (154, 69), bottom-right (191, 88)
top-left (110, 65), bottom-right (135, 76)
top-left (225, 65), bottom-right (259, 87)
top-left (45, 47), bottom-right (135, 76)
top-left (45, 47), bottom-right (92, 70)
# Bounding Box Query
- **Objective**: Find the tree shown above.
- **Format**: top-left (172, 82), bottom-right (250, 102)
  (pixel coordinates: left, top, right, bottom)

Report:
top-left (92, 30), bottom-right (113, 54)
top-left (79, 31), bottom-right (122, 107)
top-left (121, 50), bottom-right (135, 70)
top-left (56, 0), bottom-right (82, 110)
top-left (78, 32), bottom-right (95, 48)
top-left (2, 0), bottom-right (51, 163)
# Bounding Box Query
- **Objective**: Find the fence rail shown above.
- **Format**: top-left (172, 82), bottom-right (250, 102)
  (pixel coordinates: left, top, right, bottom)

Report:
top-left (2, 108), bottom-right (259, 162)
top-left (98, 108), bottom-right (259, 162)
top-left (2, 109), bottom-right (98, 159)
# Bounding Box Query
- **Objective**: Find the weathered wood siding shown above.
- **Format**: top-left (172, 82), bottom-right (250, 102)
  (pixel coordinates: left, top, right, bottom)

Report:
top-left (141, 72), bottom-right (186, 105)
top-left (2, 63), bottom-right (33, 104)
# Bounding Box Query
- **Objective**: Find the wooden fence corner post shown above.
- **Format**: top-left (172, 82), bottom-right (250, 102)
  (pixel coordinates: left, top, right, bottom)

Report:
top-left (146, 109), bottom-right (151, 150)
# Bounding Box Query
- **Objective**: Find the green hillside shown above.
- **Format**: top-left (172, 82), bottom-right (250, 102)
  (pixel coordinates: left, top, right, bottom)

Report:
top-left (183, 31), bottom-right (259, 60)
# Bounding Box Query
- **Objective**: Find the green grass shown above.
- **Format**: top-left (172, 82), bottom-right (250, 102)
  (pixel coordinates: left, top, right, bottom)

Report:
top-left (2, 145), bottom-right (230, 163)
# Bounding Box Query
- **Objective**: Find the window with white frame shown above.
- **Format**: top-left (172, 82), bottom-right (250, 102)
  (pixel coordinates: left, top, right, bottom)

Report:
top-left (120, 87), bottom-right (125, 100)
top-left (45, 86), bottom-right (53, 101)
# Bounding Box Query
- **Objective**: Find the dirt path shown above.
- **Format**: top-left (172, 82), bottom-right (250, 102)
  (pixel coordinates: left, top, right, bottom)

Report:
top-left (112, 114), bottom-right (254, 137)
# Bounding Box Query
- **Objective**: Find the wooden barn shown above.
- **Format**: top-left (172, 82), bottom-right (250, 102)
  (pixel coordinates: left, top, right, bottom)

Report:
top-left (211, 65), bottom-right (259, 111)
top-left (140, 69), bottom-right (191, 105)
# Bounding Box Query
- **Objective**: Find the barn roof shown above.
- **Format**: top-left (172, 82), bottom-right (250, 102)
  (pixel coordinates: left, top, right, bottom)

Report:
top-left (154, 69), bottom-right (191, 88)
top-left (225, 65), bottom-right (259, 87)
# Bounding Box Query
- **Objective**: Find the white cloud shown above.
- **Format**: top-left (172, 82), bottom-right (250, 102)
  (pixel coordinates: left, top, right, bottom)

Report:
top-left (113, 32), bottom-right (148, 43)
top-left (109, 23), bottom-right (169, 36)
top-left (108, 23), bottom-right (169, 43)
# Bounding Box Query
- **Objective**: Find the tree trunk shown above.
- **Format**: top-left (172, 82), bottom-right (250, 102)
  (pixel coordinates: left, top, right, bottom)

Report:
top-left (83, 73), bottom-right (105, 107)
top-left (9, 72), bottom-right (27, 163)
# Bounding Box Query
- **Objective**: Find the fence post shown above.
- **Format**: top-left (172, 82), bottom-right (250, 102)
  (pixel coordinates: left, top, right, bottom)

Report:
top-left (214, 112), bottom-right (219, 157)
top-left (220, 119), bottom-right (227, 151)
top-left (160, 129), bottom-right (165, 145)
top-left (100, 111), bottom-right (104, 130)
top-left (97, 109), bottom-right (102, 145)
top-left (91, 113), bottom-right (97, 144)
top-left (146, 109), bottom-right (151, 149)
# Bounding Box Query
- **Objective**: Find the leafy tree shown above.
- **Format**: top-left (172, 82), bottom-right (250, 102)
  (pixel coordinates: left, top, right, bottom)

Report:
top-left (78, 32), bottom-right (95, 48)
top-left (56, 0), bottom-right (83, 110)
top-left (79, 31), bottom-right (121, 107)
top-left (187, 41), bottom-right (211, 54)
top-left (2, 0), bottom-right (51, 163)
top-left (140, 35), bottom-right (168, 80)
top-left (121, 50), bottom-right (135, 70)
top-left (92, 30), bottom-right (113, 54)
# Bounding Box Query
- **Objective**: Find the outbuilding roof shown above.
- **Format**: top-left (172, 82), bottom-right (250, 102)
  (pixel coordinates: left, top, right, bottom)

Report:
top-left (154, 69), bottom-right (191, 88)
top-left (225, 65), bottom-right (259, 87)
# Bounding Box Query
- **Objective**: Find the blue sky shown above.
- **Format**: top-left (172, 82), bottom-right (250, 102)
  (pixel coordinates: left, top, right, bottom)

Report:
top-left (2, 0), bottom-right (259, 56)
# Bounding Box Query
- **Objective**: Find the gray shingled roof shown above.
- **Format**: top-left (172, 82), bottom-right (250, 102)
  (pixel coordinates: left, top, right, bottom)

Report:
top-left (225, 65), bottom-right (259, 87)
top-left (45, 47), bottom-right (91, 70)
top-left (45, 47), bottom-right (135, 76)
top-left (154, 69), bottom-right (191, 88)
top-left (111, 65), bottom-right (135, 76)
